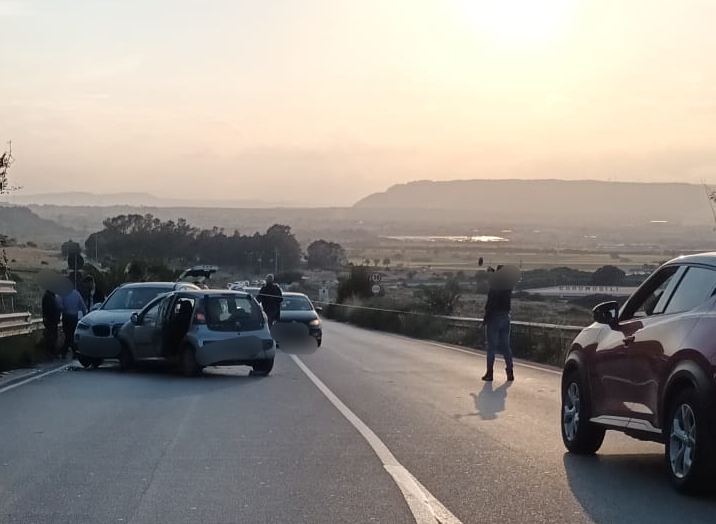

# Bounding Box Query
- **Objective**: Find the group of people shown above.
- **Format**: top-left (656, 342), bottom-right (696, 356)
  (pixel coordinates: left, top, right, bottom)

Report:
top-left (41, 275), bottom-right (105, 359)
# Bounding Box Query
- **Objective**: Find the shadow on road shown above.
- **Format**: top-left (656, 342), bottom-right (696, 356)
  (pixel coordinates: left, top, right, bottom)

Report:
top-left (455, 381), bottom-right (512, 421)
top-left (70, 360), bottom-right (270, 378)
top-left (563, 452), bottom-right (716, 523)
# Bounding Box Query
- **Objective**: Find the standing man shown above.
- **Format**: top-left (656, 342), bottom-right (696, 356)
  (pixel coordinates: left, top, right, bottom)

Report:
top-left (60, 286), bottom-right (87, 359)
top-left (81, 275), bottom-right (105, 311)
top-left (41, 289), bottom-right (62, 357)
top-left (482, 265), bottom-right (515, 382)
top-left (258, 274), bottom-right (283, 325)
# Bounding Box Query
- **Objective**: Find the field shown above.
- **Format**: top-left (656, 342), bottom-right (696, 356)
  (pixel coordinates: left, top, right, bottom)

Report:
top-left (348, 242), bottom-right (668, 272)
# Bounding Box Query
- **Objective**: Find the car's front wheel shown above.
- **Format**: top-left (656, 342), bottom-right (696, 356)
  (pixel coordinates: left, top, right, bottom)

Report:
top-left (561, 369), bottom-right (606, 454)
top-left (77, 355), bottom-right (102, 369)
top-left (665, 388), bottom-right (716, 494)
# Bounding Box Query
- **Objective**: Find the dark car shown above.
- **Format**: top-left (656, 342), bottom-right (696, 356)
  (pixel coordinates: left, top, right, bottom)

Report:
top-left (561, 253), bottom-right (716, 493)
top-left (277, 292), bottom-right (323, 347)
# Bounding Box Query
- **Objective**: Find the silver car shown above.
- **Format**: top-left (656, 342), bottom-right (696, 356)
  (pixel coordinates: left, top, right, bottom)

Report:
top-left (74, 281), bottom-right (200, 368)
top-left (116, 290), bottom-right (276, 376)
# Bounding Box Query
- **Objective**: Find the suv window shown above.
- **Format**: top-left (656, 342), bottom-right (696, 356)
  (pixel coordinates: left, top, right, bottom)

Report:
top-left (622, 266), bottom-right (681, 320)
top-left (662, 266), bottom-right (716, 315)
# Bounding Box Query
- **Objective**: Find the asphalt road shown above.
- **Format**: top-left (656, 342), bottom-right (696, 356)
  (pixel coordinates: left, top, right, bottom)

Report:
top-left (1, 321), bottom-right (715, 523)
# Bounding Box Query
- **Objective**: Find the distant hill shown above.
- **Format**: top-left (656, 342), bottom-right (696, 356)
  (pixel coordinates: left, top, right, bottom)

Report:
top-left (0, 205), bottom-right (80, 246)
top-left (354, 179), bottom-right (713, 226)
top-left (4, 192), bottom-right (307, 208)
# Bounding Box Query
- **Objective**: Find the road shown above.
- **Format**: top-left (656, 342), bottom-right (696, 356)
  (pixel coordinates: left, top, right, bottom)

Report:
top-left (1, 321), bottom-right (715, 523)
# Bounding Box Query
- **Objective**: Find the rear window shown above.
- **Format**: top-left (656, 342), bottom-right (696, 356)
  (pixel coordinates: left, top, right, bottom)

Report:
top-left (200, 296), bottom-right (264, 332)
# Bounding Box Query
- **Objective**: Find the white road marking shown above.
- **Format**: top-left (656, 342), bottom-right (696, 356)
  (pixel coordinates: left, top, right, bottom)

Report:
top-left (290, 354), bottom-right (463, 524)
top-left (0, 364), bottom-right (68, 394)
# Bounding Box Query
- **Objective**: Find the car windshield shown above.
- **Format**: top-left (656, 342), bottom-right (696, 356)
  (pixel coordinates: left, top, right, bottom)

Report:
top-left (281, 296), bottom-right (313, 311)
top-left (202, 296), bottom-right (264, 332)
top-left (102, 287), bottom-right (168, 311)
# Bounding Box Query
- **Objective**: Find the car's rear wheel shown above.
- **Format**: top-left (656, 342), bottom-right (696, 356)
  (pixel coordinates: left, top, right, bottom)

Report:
top-left (118, 343), bottom-right (134, 372)
top-left (250, 358), bottom-right (274, 377)
top-left (561, 369), bottom-right (605, 454)
top-left (180, 344), bottom-right (202, 377)
top-left (665, 388), bottom-right (716, 494)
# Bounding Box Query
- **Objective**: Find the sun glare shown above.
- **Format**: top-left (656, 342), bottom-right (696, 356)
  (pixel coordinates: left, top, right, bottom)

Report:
top-left (459, 0), bottom-right (579, 49)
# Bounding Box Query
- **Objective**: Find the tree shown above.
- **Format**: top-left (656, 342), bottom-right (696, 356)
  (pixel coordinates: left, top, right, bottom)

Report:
top-left (0, 141), bottom-right (20, 195)
top-left (382, 258), bottom-right (391, 267)
top-left (419, 278), bottom-right (462, 315)
top-left (373, 259), bottom-right (380, 267)
top-left (592, 265), bottom-right (626, 286)
top-left (306, 240), bottom-right (347, 269)
top-left (336, 266), bottom-right (374, 303)
top-left (61, 240), bottom-right (82, 257)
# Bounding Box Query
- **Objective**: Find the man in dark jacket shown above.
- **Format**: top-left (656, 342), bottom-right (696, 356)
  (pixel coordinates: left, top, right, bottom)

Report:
top-left (482, 265), bottom-right (514, 382)
top-left (81, 275), bottom-right (106, 310)
top-left (258, 274), bottom-right (283, 325)
top-left (42, 290), bottom-right (62, 357)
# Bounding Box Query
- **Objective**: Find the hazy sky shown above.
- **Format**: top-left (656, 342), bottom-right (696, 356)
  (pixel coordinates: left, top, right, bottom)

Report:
top-left (2, 0), bottom-right (716, 206)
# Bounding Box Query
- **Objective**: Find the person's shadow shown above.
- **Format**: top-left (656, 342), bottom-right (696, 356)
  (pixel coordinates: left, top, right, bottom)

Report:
top-left (455, 381), bottom-right (512, 421)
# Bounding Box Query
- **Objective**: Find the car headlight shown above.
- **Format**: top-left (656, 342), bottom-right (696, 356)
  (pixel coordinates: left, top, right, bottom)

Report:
top-left (309, 319), bottom-right (321, 327)
top-left (77, 322), bottom-right (91, 331)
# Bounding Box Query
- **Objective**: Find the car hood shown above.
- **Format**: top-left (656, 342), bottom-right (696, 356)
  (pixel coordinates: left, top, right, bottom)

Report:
top-left (81, 309), bottom-right (135, 325)
top-left (279, 310), bottom-right (320, 323)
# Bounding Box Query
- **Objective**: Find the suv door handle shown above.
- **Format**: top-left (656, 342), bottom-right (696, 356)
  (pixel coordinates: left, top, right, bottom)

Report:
top-left (623, 335), bottom-right (635, 347)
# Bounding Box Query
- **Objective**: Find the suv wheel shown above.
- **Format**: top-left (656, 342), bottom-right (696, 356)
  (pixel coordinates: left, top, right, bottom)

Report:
top-left (665, 389), bottom-right (715, 494)
top-left (561, 369), bottom-right (606, 454)
top-left (78, 355), bottom-right (101, 369)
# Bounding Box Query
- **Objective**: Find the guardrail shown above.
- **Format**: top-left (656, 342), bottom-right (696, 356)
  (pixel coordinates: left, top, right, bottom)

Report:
top-left (0, 280), bottom-right (42, 340)
top-left (315, 301), bottom-right (584, 366)
top-left (0, 313), bottom-right (43, 339)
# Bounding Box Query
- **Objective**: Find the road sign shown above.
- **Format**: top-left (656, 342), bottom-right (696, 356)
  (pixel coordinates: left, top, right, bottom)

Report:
top-left (371, 284), bottom-right (381, 295)
top-left (370, 272), bottom-right (382, 283)
top-left (68, 254), bottom-right (85, 271)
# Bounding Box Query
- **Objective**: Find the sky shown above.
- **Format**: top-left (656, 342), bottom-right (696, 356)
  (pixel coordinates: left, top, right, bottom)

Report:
top-left (2, 0), bottom-right (716, 206)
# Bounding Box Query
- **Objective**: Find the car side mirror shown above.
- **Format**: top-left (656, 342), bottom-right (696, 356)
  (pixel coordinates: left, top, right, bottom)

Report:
top-left (593, 301), bottom-right (619, 326)
top-left (315, 306), bottom-right (323, 313)
top-left (131, 312), bottom-right (140, 325)
top-left (91, 303), bottom-right (103, 312)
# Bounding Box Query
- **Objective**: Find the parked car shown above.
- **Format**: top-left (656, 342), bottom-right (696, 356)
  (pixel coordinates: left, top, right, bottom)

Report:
top-left (74, 266), bottom-right (217, 368)
top-left (232, 286), bottom-right (261, 298)
top-left (561, 252), bottom-right (716, 493)
top-left (116, 289), bottom-right (275, 376)
top-left (75, 282), bottom-right (201, 368)
top-left (276, 292), bottom-right (323, 347)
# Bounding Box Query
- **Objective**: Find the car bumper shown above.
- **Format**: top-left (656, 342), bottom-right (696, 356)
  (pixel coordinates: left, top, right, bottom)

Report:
top-left (75, 332), bottom-right (121, 358)
top-left (195, 336), bottom-right (275, 367)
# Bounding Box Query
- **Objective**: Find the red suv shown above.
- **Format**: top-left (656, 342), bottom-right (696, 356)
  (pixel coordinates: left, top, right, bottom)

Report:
top-left (561, 253), bottom-right (716, 493)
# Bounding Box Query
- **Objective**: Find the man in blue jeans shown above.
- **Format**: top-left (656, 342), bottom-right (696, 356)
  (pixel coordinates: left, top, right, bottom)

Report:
top-left (482, 266), bottom-right (515, 382)
top-left (60, 286), bottom-right (87, 359)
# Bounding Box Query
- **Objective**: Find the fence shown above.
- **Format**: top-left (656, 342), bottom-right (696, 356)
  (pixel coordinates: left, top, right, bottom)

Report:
top-left (0, 281), bottom-right (42, 340)
top-left (316, 301), bottom-right (584, 367)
